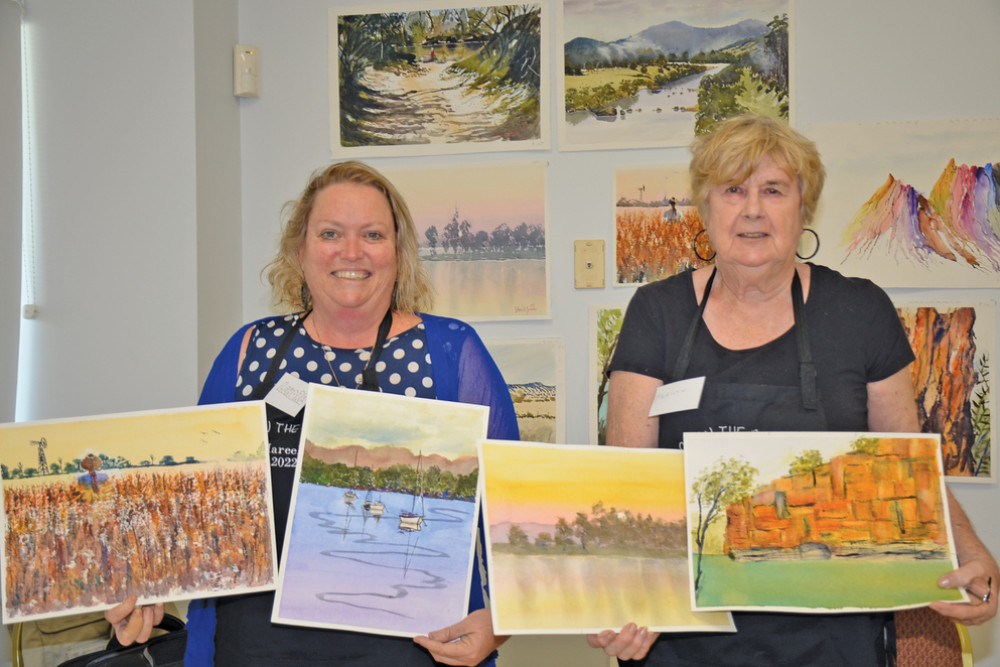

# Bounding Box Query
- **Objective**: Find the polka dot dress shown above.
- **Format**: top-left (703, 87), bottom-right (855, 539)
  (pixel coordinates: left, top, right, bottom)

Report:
top-left (237, 314), bottom-right (435, 399)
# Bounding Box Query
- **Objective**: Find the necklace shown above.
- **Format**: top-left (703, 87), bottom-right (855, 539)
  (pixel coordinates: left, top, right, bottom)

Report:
top-left (308, 315), bottom-right (377, 389)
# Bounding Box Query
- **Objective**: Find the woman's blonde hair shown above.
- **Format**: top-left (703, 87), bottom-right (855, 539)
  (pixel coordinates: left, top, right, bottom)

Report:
top-left (263, 160), bottom-right (435, 314)
top-left (689, 115), bottom-right (826, 226)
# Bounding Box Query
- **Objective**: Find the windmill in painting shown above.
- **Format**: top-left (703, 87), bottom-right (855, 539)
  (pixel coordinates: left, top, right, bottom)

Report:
top-left (684, 432), bottom-right (967, 613)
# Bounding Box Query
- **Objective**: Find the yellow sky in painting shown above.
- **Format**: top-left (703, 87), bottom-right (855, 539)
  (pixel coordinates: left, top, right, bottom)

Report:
top-left (615, 166), bottom-right (692, 203)
top-left (481, 441), bottom-right (685, 526)
top-left (0, 402), bottom-right (268, 469)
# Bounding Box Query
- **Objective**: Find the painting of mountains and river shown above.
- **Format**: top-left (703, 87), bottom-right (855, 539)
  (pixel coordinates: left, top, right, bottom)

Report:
top-left (559, 0), bottom-right (789, 150)
top-left (273, 385), bottom-right (489, 636)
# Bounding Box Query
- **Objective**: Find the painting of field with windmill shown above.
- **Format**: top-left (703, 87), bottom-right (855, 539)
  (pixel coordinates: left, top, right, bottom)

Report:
top-left (683, 431), bottom-right (968, 613)
top-left (479, 440), bottom-right (734, 633)
top-left (0, 402), bottom-right (275, 623)
top-left (331, 3), bottom-right (549, 157)
top-left (273, 384), bottom-right (489, 637)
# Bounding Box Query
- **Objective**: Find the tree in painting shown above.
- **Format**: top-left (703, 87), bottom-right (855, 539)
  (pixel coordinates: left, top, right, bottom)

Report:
top-left (595, 307), bottom-right (623, 444)
top-left (690, 456), bottom-right (757, 592)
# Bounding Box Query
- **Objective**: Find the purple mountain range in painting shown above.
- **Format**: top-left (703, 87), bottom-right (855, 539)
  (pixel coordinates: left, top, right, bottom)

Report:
top-left (844, 160), bottom-right (1000, 270)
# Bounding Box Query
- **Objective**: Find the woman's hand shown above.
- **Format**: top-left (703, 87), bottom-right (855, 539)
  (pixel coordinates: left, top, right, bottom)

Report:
top-left (586, 623), bottom-right (658, 661)
top-left (930, 555), bottom-right (998, 626)
top-left (104, 594), bottom-right (165, 646)
top-left (413, 608), bottom-right (509, 666)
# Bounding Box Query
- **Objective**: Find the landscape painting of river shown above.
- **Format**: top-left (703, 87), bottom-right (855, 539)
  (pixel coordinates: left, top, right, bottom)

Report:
top-left (683, 432), bottom-right (968, 613)
top-left (273, 385), bottom-right (489, 636)
top-left (558, 0), bottom-right (789, 150)
top-left (479, 440), bottom-right (734, 633)
top-left (386, 162), bottom-right (549, 320)
top-left (331, 3), bottom-right (549, 157)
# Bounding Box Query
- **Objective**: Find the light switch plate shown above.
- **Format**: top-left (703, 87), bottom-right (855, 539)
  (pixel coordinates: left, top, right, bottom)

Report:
top-left (574, 240), bottom-right (605, 288)
top-left (234, 45), bottom-right (260, 98)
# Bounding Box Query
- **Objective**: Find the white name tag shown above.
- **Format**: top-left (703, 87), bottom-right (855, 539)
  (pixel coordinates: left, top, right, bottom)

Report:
top-left (265, 373), bottom-right (309, 417)
top-left (648, 376), bottom-right (705, 417)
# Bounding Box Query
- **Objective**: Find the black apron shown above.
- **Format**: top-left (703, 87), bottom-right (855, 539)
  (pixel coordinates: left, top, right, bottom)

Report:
top-left (633, 268), bottom-right (891, 667)
top-left (214, 311), bottom-right (446, 666)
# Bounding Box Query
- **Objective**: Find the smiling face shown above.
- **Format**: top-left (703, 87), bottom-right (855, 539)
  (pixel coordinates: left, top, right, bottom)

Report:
top-left (298, 181), bottom-right (398, 317)
top-left (704, 153), bottom-right (804, 271)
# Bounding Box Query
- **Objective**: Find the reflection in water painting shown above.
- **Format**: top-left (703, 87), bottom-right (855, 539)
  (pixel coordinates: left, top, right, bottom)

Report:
top-left (558, 0), bottom-right (790, 151)
top-left (385, 162), bottom-right (549, 321)
top-left (331, 3), bottom-right (549, 157)
top-left (683, 432), bottom-right (968, 613)
top-left (273, 385), bottom-right (488, 637)
top-left (479, 440), bottom-right (734, 634)
top-left (0, 403), bottom-right (275, 623)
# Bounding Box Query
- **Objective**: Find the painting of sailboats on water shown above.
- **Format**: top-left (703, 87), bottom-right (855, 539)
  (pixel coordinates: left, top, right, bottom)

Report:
top-left (558, 0), bottom-right (789, 151)
top-left (683, 432), bottom-right (968, 613)
top-left (273, 385), bottom-right (489, 637)
top-left (331, 2), bottom-right (549, 157)
top-left (479, 440), bottom-right (734, 634)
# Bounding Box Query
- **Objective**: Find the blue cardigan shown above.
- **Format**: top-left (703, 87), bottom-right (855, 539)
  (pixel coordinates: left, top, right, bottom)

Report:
top-left (186, 312), bottom-right (519, 665)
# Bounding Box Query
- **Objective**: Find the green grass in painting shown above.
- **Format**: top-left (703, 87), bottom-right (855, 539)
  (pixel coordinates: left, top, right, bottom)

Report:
top-left (696, 554), bottom-right (965, 609)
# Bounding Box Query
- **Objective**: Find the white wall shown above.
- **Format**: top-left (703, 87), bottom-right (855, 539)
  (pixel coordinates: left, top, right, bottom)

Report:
top-left (6, 0), bottom-right (998, 664)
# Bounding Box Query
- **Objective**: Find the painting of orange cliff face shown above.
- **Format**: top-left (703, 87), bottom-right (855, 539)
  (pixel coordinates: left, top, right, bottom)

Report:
top-left (895, 302), bottom-right (995, 481)
top-left (683, 431), bottom-right (967, 613)
top-left (479, 440), bottom-right (734, 634)
top-left (0, 402), bottom-right (275, 624)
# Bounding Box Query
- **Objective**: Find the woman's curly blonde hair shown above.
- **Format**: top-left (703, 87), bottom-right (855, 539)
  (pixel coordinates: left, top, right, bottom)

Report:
top-left (689, 114), bottom-right (826, 227)
top-left (263, 161), bottom-right (435, 314)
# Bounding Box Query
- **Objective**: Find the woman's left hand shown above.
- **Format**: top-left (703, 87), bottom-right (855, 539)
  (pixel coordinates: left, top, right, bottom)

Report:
top-left (104, 594), bottom-right (165, 646)
top-left (413, 608), bottom-right (509, 666)
top-left (930, 555), bottom-right (998, 626)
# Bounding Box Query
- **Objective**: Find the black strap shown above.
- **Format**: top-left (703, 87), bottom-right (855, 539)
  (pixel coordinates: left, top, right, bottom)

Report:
top-left (250, 312), bottom-right (308, 401)
top-left (672, 267), bottom-right (817, 411)
top-left (360, 309), bottom-right (393, 392)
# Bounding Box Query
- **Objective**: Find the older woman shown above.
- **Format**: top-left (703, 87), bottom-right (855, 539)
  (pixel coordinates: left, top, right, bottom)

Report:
top-left (107, 161), bottom-right (517, 666)
top-left (592, 115), bottom-right (997, 665)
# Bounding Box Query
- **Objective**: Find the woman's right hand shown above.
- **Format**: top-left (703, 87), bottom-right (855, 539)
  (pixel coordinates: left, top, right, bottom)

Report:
top-left (104, 594), bottom-right (164, 646)
top-left (586, 623), bottom-right (658, 660)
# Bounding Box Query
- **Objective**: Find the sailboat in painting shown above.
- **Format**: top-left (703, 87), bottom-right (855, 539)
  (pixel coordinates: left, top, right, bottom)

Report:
top-left (398, 452), bottom-right (425, 533)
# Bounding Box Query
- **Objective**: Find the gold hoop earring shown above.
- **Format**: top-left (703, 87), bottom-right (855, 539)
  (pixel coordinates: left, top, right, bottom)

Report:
top-left (693, 229), bottom-right (716, 262)
top-left (796, 228), bottom-right (820, 260)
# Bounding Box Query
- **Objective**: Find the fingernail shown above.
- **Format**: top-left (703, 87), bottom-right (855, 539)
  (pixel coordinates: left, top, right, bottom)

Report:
top-left (940, 577), bottom-right (951, 587)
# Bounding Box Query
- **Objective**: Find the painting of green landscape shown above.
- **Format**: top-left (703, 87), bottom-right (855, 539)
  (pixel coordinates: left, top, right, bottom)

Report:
top-left (683, 431), bottom-right (968, 613)
top-left (479, 440), bottom-right (733, 633)
top-left (558, 0), bottom-right (789, 150)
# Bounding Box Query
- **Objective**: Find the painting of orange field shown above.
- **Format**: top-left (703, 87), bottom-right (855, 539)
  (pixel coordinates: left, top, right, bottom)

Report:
top-left (0, 402), bottom-right (276, 623)
top-left (478, 440), bottom-right (733, 634)
top-left (614, 165), bottom-right (709, 285)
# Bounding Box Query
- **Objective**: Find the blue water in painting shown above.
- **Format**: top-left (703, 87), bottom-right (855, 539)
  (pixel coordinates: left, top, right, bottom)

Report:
top-left (276, 483), bottom-right (476, 636)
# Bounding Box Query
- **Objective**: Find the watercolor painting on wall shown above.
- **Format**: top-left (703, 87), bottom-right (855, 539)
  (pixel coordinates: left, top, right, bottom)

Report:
top-left (589, 304), bottom-right (627, 445)
top-left (615, 164), bottom-right (709, 284)
top-left (558, 0), bottom-right (790, 151)
top-left (894, 301), bottom-right (995, 483)
top-left (0, 402), bottom-right (275, 623)
top-left (683, 431), bottom-right (968, 613)
top-left (805, 118), bottom-right (1000, 288)
top-left (273, 384), bottom-right (488, 637)
top-left (385, 161), bottom-right (549, 320)
top-left (484, 338), bottom-right (565, 444)
top-left (479, 439), bottom-right (734, 633)
top-left (331, 3), bottom-right (549, 157)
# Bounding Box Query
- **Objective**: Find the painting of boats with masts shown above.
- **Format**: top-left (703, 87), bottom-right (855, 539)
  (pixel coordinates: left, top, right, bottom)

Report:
top-left (274, 386), bottom-right (488, 637)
